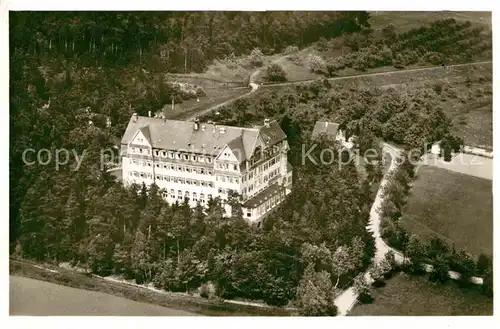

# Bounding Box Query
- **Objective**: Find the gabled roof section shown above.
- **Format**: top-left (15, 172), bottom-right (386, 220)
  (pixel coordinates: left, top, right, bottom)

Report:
top-left (312, 121), bottom-right (340, 139)
top-left (258, 120), bottom-right (287, 147)
top-left (121, 116), bottom-right (287, 159)
top-left (227, 136), bottom-right (246, 163)
top-left (139, 125), bottom-right (151, 144)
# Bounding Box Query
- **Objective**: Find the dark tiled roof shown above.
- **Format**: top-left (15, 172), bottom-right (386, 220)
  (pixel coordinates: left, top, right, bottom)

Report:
top-left (226, 136), bottom-right (246, 163)
top-left (243, 184), bottom-right (286, 209)
top-left (258, 121), bottom-right (288, 147)
top-left (121, 116), bottom-right (287, 161)
top-left (139, 126), bottom-right (151, 143)
top-left (312, 121), bottom-right (340, 139)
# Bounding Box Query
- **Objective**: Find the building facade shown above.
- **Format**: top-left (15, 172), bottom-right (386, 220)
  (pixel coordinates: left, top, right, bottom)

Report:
top-left (121, 114), bottom-right (293, 224)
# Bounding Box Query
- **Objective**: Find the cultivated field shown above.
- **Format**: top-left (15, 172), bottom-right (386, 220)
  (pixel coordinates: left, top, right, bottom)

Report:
top-left (350, 272), bottom-right (493, 316)
top-left (401, 166), bottom-right (493, 257)
top-left (369, 11), bottom-right (492, 32)
top-left (10, 276), bottom-right (197, 316)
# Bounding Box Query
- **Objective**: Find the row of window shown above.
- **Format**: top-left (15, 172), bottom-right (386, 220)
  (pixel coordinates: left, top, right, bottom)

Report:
top-left (131, 147), bottom-right (214, 164)
top-left (216, 162), bottom-right (239, 171)
top-left (243, 168), bottom-right (280, 194)
top-left (154, 150), bottom-right (214, 163)
top-left (130, 160), bottom-right (214, 175)
top-left (128, 172), bottom-right (215, 187)
top-left (215, 175), bottom-right (240, 184)
top-left (164, 190), bottom-right (212, 202)
top-left (242, 156), bottom-right (280, 182)
top-left (163, 190), bottom-right (232, 204)
top-left (245, 190), bottom-right (284, 218)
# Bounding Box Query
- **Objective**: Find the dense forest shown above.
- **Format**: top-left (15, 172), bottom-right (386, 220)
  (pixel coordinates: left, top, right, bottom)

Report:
top-left (9, 11), bottom-right (371, 244)
top-left (10, 12), bottom-right (369, 72)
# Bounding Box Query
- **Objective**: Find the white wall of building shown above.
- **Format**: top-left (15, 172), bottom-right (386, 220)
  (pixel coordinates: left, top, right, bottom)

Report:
top-left (122, 131), bottom-right (292, 222)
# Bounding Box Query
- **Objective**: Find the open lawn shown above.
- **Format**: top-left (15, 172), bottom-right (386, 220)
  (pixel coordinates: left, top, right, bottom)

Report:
top-left (9, 259), bottom-right (293, 316)
top-left (401, 166), bottom-right (493, 257)
top-left (10, 276), bottom-right (197, 316)
top-left (350, 272), bottom-right (493, 315)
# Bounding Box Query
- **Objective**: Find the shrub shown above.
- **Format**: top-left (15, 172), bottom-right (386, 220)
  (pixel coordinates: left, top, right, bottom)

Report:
top-left (382, 23), bottom-right (397, 40)
top-left (307, 54), bottom-right (326, 73)
top-left (199, 282), bottom-right (214, 299)
top-left (353, 274), bottom-right (372, 303)
top-left (249, 48), bottom-right (264, 67)
top-left (265, 64), bottom-right (287, 82)
top-left (428, 255), bottom-right (450, 283)
top-left (433, 82), bottom-right (443, 95)
top-left (316, 37), bottom-right (329, 52)
top-left (283, 45), bottom-right (299, 55)
top-left (476, 253), bottom-right (491, 276)
top-left (369, 263), bottom-right (386, 287)
top-left (195, 86), bottom-right (206, 97)
top-left (287, 53), bottom-right (301, 65)
top-left (383, 250), bottom-right (397, 273)
top-left (447, 250), bottom-right (476, 284)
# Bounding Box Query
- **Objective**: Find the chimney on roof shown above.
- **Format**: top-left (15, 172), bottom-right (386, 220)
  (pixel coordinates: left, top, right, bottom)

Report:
top-left (264, 118), bottom-right (271, 128)
top-left (201, 125), bottom-right (206, 131)
top-left (220, 127), bottom-right (226, 134)
top-left (132, 112), bottom-right (138, 122)
top-left (148, 111), bottom-right (152, 117)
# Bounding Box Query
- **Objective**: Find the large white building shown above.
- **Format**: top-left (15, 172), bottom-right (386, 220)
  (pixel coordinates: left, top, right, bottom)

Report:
top-left (120, 114), bottom-right (293, 224)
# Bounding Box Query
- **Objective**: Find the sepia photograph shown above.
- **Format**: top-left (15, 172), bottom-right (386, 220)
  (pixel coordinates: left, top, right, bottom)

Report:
top-left (4, 1), bottom-right (495, 321)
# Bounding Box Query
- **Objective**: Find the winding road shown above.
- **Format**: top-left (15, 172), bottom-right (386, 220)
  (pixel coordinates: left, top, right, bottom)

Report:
top-left (333, 143), bottom-right (401, 315)
top-left (334, 143), bottom-right (484, 316)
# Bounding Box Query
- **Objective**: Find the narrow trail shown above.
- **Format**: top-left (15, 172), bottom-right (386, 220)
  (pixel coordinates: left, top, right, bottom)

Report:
top-left (184, 71), bottom-right (262, 121)
top-left (333, 143), bottom-right (401, 315)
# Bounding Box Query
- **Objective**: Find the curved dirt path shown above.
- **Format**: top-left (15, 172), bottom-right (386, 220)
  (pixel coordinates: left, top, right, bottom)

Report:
top-left (334, 143), bottom-right (401, 315)
top-left (184, 73), bottom-right (261, 121)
